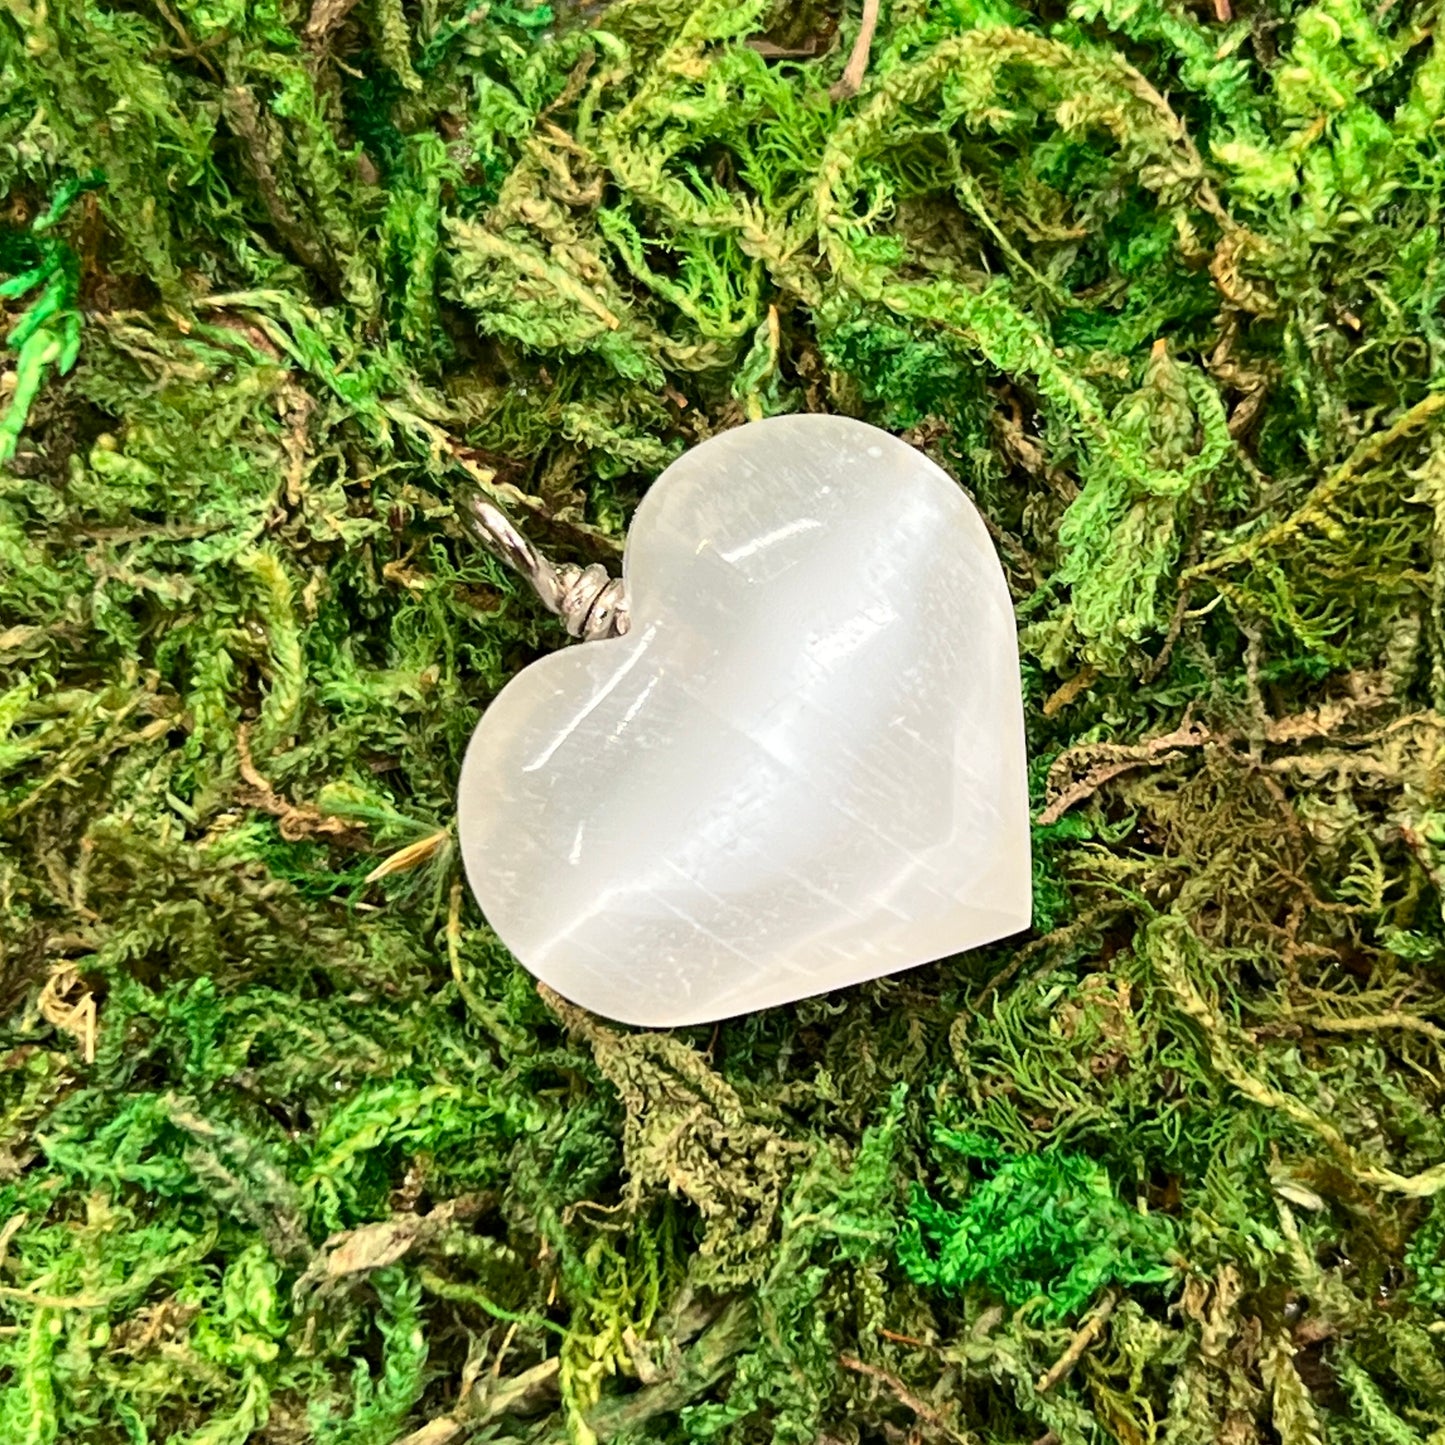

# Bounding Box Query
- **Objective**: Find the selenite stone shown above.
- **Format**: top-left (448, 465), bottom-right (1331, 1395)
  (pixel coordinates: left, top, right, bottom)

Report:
top-left (457, 414), bottom-right (1031, 1026)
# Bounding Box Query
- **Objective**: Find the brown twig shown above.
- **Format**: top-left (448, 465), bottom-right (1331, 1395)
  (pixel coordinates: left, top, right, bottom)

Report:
top-left (1142, 583), bottom-right (1196, 683)
top-left (1038, 720), bottom-right (1211, 825)
top-left (1035, 1291), bottom-right (1117, 1393)
top-left (878, 1327), bottom-right (930, 1348)
top-left (236, 725), bottom-right (357, 843)
top-left (829, 0), bottom-right (882, 101)
top-left (840, 1354), bottom-right (974, 1443)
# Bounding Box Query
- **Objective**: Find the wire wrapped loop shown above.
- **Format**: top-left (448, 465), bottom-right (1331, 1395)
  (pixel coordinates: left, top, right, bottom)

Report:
top-left (462, 495), bottom-right (630, 641)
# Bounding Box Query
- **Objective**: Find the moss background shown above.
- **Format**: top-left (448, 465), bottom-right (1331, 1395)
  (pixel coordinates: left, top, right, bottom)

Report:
top-left (6, 0), bottom-right (1445, 1439)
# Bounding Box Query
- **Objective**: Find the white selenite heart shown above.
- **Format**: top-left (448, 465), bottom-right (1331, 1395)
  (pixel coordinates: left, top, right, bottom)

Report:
top-left (458, 414), bottom-right (1031, 1026)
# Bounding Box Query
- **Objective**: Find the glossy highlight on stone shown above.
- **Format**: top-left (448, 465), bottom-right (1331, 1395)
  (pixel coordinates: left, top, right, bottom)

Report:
top-left (458, 414), bottom-right (1031, 1026)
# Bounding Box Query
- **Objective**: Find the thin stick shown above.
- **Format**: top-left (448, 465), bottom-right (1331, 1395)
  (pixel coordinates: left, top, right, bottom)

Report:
top-left (840, 1354), bottom-right (974, 1443)
top-left (1035, 1291), bottom-right (1117, 1393)
top-left (830, 0), bottom-right (882, 101)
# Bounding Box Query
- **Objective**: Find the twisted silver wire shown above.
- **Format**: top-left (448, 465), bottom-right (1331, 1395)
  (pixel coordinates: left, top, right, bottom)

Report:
top-left (461, 495), bottom-right (630, 641)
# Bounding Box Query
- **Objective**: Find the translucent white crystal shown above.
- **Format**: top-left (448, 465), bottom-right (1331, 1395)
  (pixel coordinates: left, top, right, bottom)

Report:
top-left (458, 414), bottom-right (1031, 1025)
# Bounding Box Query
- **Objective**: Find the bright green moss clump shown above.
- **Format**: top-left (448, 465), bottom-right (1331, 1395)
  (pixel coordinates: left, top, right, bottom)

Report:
top-left (901, 1128), bottom-right (1179, 1319)
top-left (5, 0), bottom-right (1445, 1440)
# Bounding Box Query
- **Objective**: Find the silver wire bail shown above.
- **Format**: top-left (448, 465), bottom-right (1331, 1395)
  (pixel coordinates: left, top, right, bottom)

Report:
top-left (461, 495), bottom-right (630, 641)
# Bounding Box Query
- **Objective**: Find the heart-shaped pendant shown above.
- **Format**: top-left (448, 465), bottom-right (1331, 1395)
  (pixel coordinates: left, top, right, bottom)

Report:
top-left (458, 415), bottom-right (1031, 1026)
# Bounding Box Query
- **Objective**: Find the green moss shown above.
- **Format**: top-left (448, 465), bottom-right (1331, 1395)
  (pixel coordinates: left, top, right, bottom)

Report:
top-left (901, 1128), bottom-right (1178, 1318)
top-left (5, 0), bottom-right (1445, 1440)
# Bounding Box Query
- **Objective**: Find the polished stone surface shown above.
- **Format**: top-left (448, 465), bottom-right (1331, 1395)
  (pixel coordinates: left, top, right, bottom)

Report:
top-left (458, 414), bottom-right (1031, 1025)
